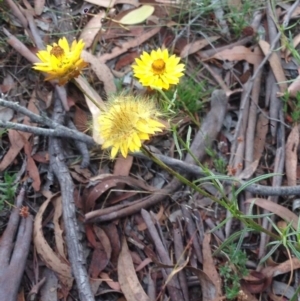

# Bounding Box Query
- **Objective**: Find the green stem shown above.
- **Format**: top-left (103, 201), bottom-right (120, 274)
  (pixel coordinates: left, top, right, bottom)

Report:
top-left (155, 88), bottom-right (199, 125)
top-left (141, 146), bottom-right (280, 240)
top-left (155, 88), bottom-right (172, 104)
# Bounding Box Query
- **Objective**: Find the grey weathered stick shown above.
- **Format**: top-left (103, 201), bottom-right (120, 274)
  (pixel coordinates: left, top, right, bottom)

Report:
top-left (0, 120), bottom-right (94, 145)
top-left (258, 109), bottom-right (285, 259)
top-left (185, 89), bottom-right (227, 164)
top-left (141, 209), bottom-right (183, 301)
top-left (135, 151), bottom-right (300, 196)
top-left (181, 204), bottom-right (203, 263)
top-left (67, 120), bottom-right (90, 168)
top-left (4, 0), bottom-right (28, 29)
top-left (49, 88), bottom-right (95, 301)
top-left (173, 227), bottom-right (189, 301)
top-left (0, 187), bottom-right (33, 301)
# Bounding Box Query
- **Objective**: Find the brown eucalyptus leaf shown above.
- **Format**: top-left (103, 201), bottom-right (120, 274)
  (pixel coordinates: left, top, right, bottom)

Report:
top-left (53, 196), bottom-right (68, 262)
top-left (34, 0), bottom-right (45, 15)
top-left (0, 92), bottom-right (38, 171)
top-left (186, 267), bottom-right (219, 301)
top-left (94, 225), bottom-right (112, 260)
top-left (203, 233), bottom-right (222, 296)
top-left (180, 36), bottom-right (220, 58)
top-left (81, 50), bottom-right (116, 94)
top-left (79, 12), bottom-right (105, 48)
top-left (245, 198), bottom-right (299, 230)
top-left (285, 124), bottom-right (299, 186)
top-left (262, 257), bottom-right (300, 278)
top-left (34, 193), bottom-right (73, 290)
top-left (253, 111), bottom-right (268, 161)
top-left (85, 175), bottom-right (160, 211)
top-left (259, 40), bottom-right (287, 93)
top-left (118, 237), bottom-right (150, 301)
top-left (208, 45), bottom-right (263, 65)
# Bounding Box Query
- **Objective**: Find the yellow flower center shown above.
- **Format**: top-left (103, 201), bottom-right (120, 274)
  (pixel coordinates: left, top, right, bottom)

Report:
top-left (151, 59), bottom-right (166, 74)
top-left (50, 46), bottom-right (65, 58)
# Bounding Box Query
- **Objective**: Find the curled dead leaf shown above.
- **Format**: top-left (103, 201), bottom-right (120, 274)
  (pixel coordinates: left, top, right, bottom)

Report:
top-left (242, 270), bottom-right (269, 294)
top-left (34, 192), bottom-right (73, 290)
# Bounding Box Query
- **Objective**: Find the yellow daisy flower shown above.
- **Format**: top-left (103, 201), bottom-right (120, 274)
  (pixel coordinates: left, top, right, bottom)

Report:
top-left (33, 37), bottom-right (88, 85)
top-left (132, 48), bottom-right (185, 90)
top-left (96, 95), bottom-right (165, 159)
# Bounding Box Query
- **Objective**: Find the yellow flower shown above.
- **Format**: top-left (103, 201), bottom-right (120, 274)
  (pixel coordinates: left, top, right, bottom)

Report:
top-left (96, 95), bottom-right (165, 159)
top-left (33, 37), bottom-right (88, 85)
top-left (132, 48), bottom-right (185, 90)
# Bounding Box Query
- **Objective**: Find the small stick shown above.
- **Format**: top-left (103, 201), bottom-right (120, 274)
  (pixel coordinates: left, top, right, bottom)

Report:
top-left (49, 90), bottom-right (95, 301)
top-left (0, 120), bottom-right (94, 145)
top-left (141, 209), bottom-right (183, 301)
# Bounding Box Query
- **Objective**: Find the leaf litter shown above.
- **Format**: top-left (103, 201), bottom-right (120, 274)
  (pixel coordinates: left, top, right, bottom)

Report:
top-left (2, 0), bottom-right (300, 301)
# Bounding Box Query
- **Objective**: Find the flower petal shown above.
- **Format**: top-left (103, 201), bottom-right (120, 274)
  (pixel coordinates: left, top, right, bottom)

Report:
top-left (32, 37), bottom-right (88, 86)
top-left (95, 95), bottom-right (165, 159)
top-left (132, 48), bottom-right (185, 90)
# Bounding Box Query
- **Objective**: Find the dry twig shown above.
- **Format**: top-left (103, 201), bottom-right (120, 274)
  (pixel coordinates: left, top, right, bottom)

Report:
top-left (0, 187), bottom-right (33, 301)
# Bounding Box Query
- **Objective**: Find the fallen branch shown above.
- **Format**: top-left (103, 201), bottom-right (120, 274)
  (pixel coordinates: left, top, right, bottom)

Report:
top-left (0, 119), bottom-right (94, 145)
top-left (49, 87), bottom-right (95, 301)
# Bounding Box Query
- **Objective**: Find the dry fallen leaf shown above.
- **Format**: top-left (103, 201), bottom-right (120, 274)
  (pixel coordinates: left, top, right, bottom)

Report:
top-left (237, 159), bottom-right (259, 180)
top-left (208, 45), bottom-right (263, 65)
top-left (34, 192), bottom-right (73, 290)
top-left (118, 5), bottom-right (155, 25)
top-left (81, 50), bottom-right (116, 94)
top-left (85, 175), bottom-right (159, 212)
top-left (80, 12), bottom-right (106, 48)
top-left (245, 198), bottom-right (299, 230)
top-left (24, 140), bottom-right (41, 191)
top-left (202, 233), bottom-right (222, 297)
top-left (114, 156), bottom-right (133, 176)
top-left (94, 225), bottom-right (112, 260)
top-left (118, 237), bottom-right (150, 301)
top-left (285, 124), bottom-right (299, 186)
top-left (98, 27), bottom-right (161, 63)
top-left (34, 0), bottom-right (45, 15)
top-left (180, 36), bottom-right (220, 58)
top-left (253, 111), bottom-right (269, 161)
top-left (0, 92), bottom-right (39, 171)
top-left (288, 74), bottom-right (300, 97)
top-left (262, 257), bottom-right (300, 278)
top-left (0, 73), bottom-right (15, 93)
top-left (186, 266), bottom-right (219, 301)
top-left (242, 271), bottom-right (269, 294)
top-left (259, 40), bottom-right (287, 93)
top-left (100, 272), bottom-right (121, 291)
top-left (53, 195), bottom-right (68, 262)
